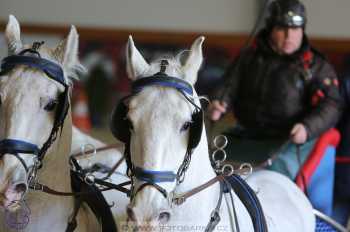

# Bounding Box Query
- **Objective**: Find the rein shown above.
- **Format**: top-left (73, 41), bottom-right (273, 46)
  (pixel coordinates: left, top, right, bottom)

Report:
top-left (171, 167), bottom-right (252, 205)
top-left (71, 143), bottom-right (125, 180)
top-left (27, 148), bottom-right (131, 197)
top-left (71, 144), bottom-right (123, 158)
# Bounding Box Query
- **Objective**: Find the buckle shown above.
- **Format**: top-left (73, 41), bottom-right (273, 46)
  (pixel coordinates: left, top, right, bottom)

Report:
top-left (29, 182), bottom-right (43, 191)
top-left (84, 173), bottom-right (95, 185)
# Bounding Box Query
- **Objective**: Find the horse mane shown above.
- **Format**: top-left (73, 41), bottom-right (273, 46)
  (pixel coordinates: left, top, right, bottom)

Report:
top-left (50, 48), bottom-right (86, 86)
top-left (64, 61), bottom-right (85, 86)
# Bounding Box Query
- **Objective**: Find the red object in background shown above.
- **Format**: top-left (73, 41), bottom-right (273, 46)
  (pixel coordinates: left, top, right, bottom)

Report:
top-left (295, 128), bottom-right (340, 192)
top-left (72, 87), bottom-right (92, 133)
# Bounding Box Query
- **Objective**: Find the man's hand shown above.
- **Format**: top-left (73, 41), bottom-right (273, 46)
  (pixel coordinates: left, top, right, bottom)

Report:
top-left (208, 100), bottom-right (227, 121)
top-left (290, 123), bottom-right (308, 144)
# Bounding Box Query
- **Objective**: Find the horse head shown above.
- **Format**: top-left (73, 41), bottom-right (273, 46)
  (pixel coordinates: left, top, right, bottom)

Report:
top-left (0, 15), bottom-right (82, 211)
top-left (111, 35), bottom-right (206, 227)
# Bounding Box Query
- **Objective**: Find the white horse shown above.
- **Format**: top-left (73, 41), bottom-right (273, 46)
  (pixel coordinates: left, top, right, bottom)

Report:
top-left (0, 15), bottom-right (127, 231)
top-left (121, 36), bottom-right (315, 231)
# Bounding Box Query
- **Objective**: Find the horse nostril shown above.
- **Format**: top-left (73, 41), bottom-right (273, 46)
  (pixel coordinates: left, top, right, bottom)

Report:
top-left (158, 211), bottom-right (171, 224)
top-left (14, 182), bottom-right (27, 194)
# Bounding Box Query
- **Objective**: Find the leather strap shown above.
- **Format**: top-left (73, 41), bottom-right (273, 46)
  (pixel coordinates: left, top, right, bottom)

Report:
top-left (134, 166), bottom-right (177, 183)
top-left (132, 74), bottom-right (193, 95)
top-left (133, 182), bottom-right (168, 199)
top-left (1, 55), bottom-right (65, 86)
top-left (172, 167), bottom-right (251, 205)
top-left (225, 174), bottom-right (268, 232)
top-left (71, 144), bottom-right (123, 158)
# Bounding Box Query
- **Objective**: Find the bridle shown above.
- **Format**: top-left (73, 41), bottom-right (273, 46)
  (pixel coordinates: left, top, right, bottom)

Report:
top-left (0, 41), bottom-right (70, 191)
top-left (111, 60), bottom-right (204, 202)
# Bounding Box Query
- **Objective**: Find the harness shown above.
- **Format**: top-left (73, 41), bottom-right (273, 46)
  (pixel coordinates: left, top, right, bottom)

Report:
top-left (67, 158), bottom-right (118, 232)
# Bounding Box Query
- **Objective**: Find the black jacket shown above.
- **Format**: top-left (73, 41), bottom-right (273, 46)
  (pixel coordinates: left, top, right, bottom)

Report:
top-left (212, 30), bottom-right (343, 139)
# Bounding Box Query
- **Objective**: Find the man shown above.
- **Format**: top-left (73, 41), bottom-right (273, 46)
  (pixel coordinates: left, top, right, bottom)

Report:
top-left (209, 0), bottom-right (342, 180)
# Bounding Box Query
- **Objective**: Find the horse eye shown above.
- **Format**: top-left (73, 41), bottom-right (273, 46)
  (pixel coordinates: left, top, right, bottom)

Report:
top-left (180, 121), bottom-right (191, 132)
top-left (44, 100), bottom-right (58, 111)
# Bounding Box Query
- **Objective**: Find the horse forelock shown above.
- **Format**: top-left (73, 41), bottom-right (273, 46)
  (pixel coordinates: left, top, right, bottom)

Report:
top-left (144, 54), bottom-right (183, 78)
top-left (130, 87), bottom-right (193, 127)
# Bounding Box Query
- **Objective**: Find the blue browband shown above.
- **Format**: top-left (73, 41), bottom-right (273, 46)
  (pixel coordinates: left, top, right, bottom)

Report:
top-left (0, 55), bottom-right (66, 86)
top-left (132, 73), bottom-right (193, 96)
top-left (0, 139), bottom-right (40, 155)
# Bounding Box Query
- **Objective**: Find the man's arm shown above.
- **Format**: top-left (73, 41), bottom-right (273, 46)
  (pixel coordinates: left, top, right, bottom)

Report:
top-left (301, 61), bottom-right (343, 139)
top-left (209, 51), bottom-right (247, 121)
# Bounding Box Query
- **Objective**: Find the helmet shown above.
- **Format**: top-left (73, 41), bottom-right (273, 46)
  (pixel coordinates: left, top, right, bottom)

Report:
top-left (267, 0), bottom-right (307, 28)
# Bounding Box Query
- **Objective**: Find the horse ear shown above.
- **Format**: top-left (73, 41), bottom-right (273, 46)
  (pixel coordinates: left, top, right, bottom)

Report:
top-left (126, 35), bottom-right (149, 80)
top-left (182, 36), bottom-right (205, 85)
top-left (54, 25), bottom-right (80, 70)
top-left (5, 15), bottom-right (23, 54)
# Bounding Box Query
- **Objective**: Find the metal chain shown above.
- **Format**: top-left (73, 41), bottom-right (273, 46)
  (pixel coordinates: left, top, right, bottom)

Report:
top-left (27, 158), bottom-right (42, 189)
top-left (176, 150), bottom-right (192, 185)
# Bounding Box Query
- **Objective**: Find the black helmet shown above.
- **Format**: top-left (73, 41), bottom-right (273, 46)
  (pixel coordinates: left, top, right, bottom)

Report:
top-left (267, 0), bottom-right (307, 28)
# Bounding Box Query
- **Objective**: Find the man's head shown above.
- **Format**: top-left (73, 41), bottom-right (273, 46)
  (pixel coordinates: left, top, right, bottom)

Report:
top-left (267, 0), bottom-right (306, 55)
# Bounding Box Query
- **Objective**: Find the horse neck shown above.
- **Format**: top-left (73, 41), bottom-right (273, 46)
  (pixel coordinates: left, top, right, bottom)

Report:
top-left (36, 109), bottom-right (73, 192)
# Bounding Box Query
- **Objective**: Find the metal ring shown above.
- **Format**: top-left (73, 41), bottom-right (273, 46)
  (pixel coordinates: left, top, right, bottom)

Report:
top-left (221, 164), bottom-right (234, 176)
top-left (213, 135), bottom-right (228, 150)
top-left (239, 163), bottom-right (253, 175)
top-left (80, 143), bottom-right (96, 168)
top-left (84, 173), bottom-right (95, 185)
top-left (80, 143), bottom-right (97, 156)
top-left (212, 149), bottom-right (227, 164)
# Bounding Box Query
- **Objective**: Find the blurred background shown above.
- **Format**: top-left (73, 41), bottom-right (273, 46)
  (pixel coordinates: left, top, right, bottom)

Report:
top-left (1, 0), bottom-right (350, 144)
